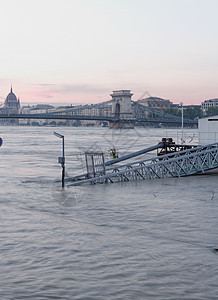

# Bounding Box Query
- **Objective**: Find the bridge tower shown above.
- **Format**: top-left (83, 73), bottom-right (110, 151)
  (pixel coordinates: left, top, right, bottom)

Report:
top-left (110, 90), bottom-right (134, 129)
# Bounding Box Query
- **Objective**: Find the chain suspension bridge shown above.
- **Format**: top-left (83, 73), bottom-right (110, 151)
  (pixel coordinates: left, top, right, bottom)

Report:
top-left (0, 90), bottom-right (197, 128)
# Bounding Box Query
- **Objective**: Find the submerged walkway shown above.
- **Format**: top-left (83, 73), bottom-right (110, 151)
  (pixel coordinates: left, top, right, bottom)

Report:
top-left (65, 142), bottom-right (218, 187)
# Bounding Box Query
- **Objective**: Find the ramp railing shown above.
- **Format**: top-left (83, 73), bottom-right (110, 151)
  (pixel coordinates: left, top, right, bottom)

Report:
top-left (66, 142), bottom-right (218, 186)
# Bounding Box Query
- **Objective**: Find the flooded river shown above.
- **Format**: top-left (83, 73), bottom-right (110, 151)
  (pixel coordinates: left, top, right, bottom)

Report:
top-left (0, 126), bottom-right (217, 299)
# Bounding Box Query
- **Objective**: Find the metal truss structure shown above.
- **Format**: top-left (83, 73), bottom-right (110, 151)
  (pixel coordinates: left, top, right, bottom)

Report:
top-left (131, 101), bottom-right (195, 124)
top-left (0, 99), bottom-right (197, 125)
top-left (52, 100), bottom-right (196, 125)
top-left (66, 143), bottom-right (218, 187)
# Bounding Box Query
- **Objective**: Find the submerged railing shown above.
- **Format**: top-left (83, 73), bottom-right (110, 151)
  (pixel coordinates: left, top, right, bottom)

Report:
top-left (64, 140), bottom-right (218, 187)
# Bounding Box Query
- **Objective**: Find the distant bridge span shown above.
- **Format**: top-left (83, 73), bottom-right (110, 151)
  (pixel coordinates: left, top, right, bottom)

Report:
top-left (0, 95), bottom-right (198, 126)
top-left (0, 112), bottom-right (198, 125)
top-left (0, 113), bottom-right (117, 122)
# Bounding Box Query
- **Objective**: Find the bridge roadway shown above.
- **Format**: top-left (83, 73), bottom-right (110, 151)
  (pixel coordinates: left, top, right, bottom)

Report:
top-left (0, 113), bottom-right (197, 125)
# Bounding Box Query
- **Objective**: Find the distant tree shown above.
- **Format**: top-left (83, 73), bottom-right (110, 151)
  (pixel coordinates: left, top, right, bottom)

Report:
top-left (49, 121), bottom-right (56, 126)
top-left (166, 107), bottom-right (202, 120)
top-left (165, 108), bottom-right (181, 117)
top-left (205, 107), bottom-right (218, 117)
top-left (72, 120), bottom-right (82, 127)
top-left (85, 123), bottom-right (95, 127)
top-left (58, 121), bottom-right (67, 126)
top-left (31, 121), bottom-right (40, 126)
top-left (183, 107), bottom-right (203, 120)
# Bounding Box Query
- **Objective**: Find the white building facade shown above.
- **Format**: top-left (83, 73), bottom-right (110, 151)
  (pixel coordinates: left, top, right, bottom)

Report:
top-left (201, 98), bottom-right (218, 112)
top-left (198, 115), bottom-right (218, 145)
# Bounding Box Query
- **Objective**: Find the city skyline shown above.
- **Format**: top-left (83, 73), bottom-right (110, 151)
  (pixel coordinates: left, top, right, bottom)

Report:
top-left (0, 0), bottom-right (218, 105)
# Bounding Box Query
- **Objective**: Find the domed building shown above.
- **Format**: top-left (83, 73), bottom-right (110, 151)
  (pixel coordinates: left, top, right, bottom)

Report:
top-left (4, 86), bottom-right (20, 111)
top-left (0, 86), bottom-right (21, 124)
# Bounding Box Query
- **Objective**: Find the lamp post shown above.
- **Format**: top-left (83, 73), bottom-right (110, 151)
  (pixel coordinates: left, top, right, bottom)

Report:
top-left (180, 102), bottom-right (184, 144)
top-left (53, 132), bottom-right (65, 188)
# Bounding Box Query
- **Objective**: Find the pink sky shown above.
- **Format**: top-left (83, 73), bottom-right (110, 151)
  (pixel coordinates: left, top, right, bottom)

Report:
top-left (0, 81), bottom-right (217, 107)
top-left (1, 0), bottom-right (218, 106)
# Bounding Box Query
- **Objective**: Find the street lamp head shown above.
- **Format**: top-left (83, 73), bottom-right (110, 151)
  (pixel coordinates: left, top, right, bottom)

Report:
top-left (180, 102), bottom-right (183, 106)
top-left (53, 131), bottom-right (64, 139)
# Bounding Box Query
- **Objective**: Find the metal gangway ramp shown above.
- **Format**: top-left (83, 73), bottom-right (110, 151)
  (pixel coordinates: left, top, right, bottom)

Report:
top-left (65, 142), bottom-right (218, 187)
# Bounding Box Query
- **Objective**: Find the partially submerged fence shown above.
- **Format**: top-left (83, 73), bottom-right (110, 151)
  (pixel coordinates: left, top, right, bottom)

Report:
top-left (65, 141), bottom-right (218, 187)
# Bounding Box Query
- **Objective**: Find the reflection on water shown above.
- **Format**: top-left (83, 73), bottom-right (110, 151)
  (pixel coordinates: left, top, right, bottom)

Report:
top-left (0, 126), bottom-right (218, 299)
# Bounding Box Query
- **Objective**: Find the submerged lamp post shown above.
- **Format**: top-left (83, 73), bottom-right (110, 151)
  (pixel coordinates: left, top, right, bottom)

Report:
top-left (53, 132), bottom-right (65, 188)
top-left (180, 102), bottom-right (184, 144)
